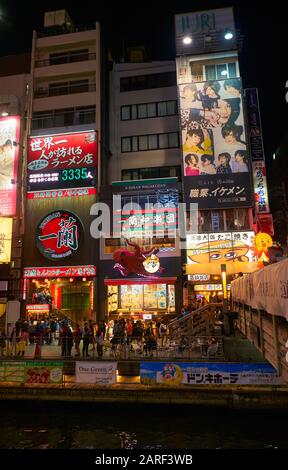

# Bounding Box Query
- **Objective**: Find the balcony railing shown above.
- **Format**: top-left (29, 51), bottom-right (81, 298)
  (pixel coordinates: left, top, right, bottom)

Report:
top-left (35, 52), bottom-right (96, 68)
top-left (37, 24), bottom-right (96, 38)
top-left (34, 82), bottom-right (96, 98)
top-left (31, 107), bottom-right (96, 130)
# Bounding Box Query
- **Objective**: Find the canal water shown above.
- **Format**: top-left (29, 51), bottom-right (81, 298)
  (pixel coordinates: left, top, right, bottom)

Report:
top-left (0, 402), bottom-right (287, 449)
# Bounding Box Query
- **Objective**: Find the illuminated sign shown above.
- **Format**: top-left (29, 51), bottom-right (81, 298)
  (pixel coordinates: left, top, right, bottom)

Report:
top-left (36, 210), bottom-right (83, 260)
top-left (27, 167), bottom-right (96, 191)
top-left (0, 217), bottom-right (12, 263)
top-left (28, 131), bottom-right (97, 171)
top-left (254, 232), bottom-right (273, 263)
top-left (186, 231), bottom-right (260, 275)
top-left (252, 161), bottom-right (270, 214)
top-left (28, 131), bottom-right (97, 191)
top-left (26, 304), bottom-right (50, 311)
top-left (194, 284), bottom-right (231, 291)
top-left (23, 265), bottom-right (96, 278)
top-left (27, 187), bottom-right (96, 200)
top-left (0, 116), bottom-right (20, 216)
top-left (143, 254), bottom-right (161, 274)
top-left (188, 274), bottom-right (210, 281)
top-left (177, 77), bottom-right (252, 209)
top-left (113, 178), bottom-right (179, 238)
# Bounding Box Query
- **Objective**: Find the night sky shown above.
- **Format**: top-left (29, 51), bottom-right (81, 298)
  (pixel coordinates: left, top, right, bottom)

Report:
top-left (0, 0), bottom-right (287, 166)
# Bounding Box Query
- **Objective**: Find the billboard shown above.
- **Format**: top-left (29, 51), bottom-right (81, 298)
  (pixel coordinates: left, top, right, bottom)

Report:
top-left (112, 178), bottom-right (179, 239)
top-left (27, 131), bottom-right (97, 191)
top-left (0, 217), bottom-right (13, 263)
top-left (179, 78), bottom-right (252, 209)
top-left (175, 7), bottom-right (236, 56)
top-left (0, 116), bottom-right (20, 216)
top-left (186, 231), bottom-right (261, 275)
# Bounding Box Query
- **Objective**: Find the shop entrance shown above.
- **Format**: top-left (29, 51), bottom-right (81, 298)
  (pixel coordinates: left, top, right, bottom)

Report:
top-left (25, 277), bottom-right (94, 323)
top-left (106, 279), bottom-right (176, 321)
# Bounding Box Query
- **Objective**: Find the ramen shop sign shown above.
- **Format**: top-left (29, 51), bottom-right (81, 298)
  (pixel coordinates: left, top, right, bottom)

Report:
top-left (36, 210), bottom-right (83, 260)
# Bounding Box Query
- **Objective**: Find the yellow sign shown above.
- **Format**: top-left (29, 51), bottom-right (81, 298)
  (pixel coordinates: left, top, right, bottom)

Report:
top-left (143, 254), bottom-right (160, 273)
top-left (253, 232), bottom-right (273, 263)
top-left (0, 218), bottom-right (13, 263)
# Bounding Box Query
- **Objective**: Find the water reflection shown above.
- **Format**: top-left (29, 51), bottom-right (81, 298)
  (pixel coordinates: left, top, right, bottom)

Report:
top-left (0, 402), bottom-right (287, 449)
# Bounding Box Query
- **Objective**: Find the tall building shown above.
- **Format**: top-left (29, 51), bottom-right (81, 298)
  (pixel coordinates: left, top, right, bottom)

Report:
top-left (174, 7), bottom-right (264, 302)
top-left (0, 53), bottom-right (31, 322)
top-left (98, 57), bottom-right (182, 321)
top-left (22, 10), bottom-right (102, 323)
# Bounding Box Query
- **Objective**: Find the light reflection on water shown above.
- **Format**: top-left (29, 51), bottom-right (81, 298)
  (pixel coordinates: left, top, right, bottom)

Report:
top-left (0, 402), bottom-right (287, 449)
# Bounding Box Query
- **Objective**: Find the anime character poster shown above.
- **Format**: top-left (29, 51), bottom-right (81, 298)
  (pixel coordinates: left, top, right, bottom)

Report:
top-left (179, 78), bottom-right (252, 209)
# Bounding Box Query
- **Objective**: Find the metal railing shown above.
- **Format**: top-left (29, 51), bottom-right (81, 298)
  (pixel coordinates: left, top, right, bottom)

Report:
top-left (31, 107), bottom-right (96, 130)
top-left (34, 82), bottom-right (96, 98)
top-left (35, 52), bottom-right (96, 68)
top-left (0, 334), bottom-right (225, 362)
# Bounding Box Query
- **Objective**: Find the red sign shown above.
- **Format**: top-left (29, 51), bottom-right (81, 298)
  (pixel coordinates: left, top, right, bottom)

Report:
top-left (28, 131), bottom-right (97, 171)
top-left (27, 187), bottom-right (96, 199)
top-left (36, 210), bottom-right (83, 260)
top-left (0, 116), bottom-right (20, 216)
top-left (23, 265), bottom-right (96, 278)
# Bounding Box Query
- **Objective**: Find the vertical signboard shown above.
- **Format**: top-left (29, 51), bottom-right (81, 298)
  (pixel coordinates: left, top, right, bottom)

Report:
top-left (0, 217), bottom-right (13, 263)
top-left (179, 78), bottom-right (252, 208)
top-left (0, 116), bottom-right (20, 216)
top-left (245, 88), bottom-right (270, 216)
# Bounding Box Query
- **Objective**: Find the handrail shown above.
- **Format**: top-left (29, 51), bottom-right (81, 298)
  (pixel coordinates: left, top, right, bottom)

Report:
top-left (35, 52), bottom-right (96, 68)
top-left (168, 303), bottom-right (222, 328)
top-left (34, 82), bottom-right (96, 98)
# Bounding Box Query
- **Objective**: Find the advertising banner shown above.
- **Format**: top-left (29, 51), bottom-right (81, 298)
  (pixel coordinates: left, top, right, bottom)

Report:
top-left (27, 131), bottom-right (97, 191)
top-left (75, 361), bottom-right (117, 384)
top-left (112, 178), bottom-right (179, 238)
top-left (186, 231), bottom-right (260, 276)
top-left (252, 161), bottom-right (270, 214)
top-left (0, 116), bottom-right (20, 216)
top-left (140, 362), bottom-right (283, 385)
top-left (0, 361), bottom-right (63, 384)
top-left (0, 217), bottom-right (13, 263)
top-left (231, 258), bottom-right (288, 320)
top-left (178, 78), bottom-right (252, 209)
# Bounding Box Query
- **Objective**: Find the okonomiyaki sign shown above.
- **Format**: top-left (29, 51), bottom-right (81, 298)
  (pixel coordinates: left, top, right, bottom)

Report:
top-left (36, 210), bottom-right (83, 260)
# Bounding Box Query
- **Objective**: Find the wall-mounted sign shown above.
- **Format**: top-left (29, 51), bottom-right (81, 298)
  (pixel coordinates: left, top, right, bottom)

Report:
top-left (194, 284), bottom-right (231, 291)
top-left (23, 265), bottom-right (96, 278)
top-left (0, 116), bottom-right (20, 216)
top-left (0, 217), bottom-right (13, 263)
top-left (28, 131), bottom-right (97, 191)
top-left (143, 254), bottom-right (161, 274)
top-left (75, 361), bottom-right (117, 384)
top-left (252, 161), bottom-right (270, 214)
top-left (254, 232), bottom-right (273, 263)
top-left (27, 167), bottom-right (96, 192)
top-left (36, 210), bottom-right (83, 260)
top-left (244, 88), bottom-right (265, 162)
top-left (177, 77), bottom-right (252, 209)
top-left (188, 274), bottom-right (210, 281)
top-left (26, 187), bottom-right (96, 200)
top-left (112, 178), bottom-right (179, 238)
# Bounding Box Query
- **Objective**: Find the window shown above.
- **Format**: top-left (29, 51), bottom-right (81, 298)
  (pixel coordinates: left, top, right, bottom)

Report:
top-left (198, 209), bottom-right (250, 232)
top-left (121, 166), bottom-right (182, 181)
top-left (120, 100), bottom-right (177, 121)
top-left (120, 71), bottom-right (176, 92)
top-left (205, 62), bottom-right (238, 80)
top-left (49, 49), bottom-right (89, 65)
top-left (121, 132), bottom-right (179, 152)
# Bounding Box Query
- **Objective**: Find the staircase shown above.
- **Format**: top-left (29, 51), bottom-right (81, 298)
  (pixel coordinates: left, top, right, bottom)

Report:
top-left (168, 303), bottom-right (222, 338)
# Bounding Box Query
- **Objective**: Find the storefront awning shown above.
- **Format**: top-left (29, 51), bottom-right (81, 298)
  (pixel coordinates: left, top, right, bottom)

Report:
top-left (104, 277), bottom-right (177, 286)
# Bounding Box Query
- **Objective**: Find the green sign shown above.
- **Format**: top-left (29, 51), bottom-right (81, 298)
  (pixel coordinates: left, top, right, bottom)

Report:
top-left (0, 361), bottom-right (64, 384)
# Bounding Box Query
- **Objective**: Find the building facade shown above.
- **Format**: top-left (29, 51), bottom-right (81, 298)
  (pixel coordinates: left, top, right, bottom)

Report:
top-left (22, 10), bottom-right (102, 323)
